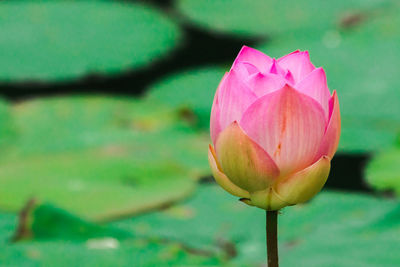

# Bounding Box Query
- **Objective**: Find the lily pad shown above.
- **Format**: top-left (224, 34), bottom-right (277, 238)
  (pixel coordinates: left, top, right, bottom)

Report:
top-left (0, 213), bottom-right (16, 245)
top-left (13, 201), bottom-right (129, 241)
top-left (0, 99), bottom-right (16, 147)
top-left (3, 232), bottom-right (219, 267)
top-left (0, 203), bottom-right (221, 266)
top-left (0, 1), bottom-right (181, 82)
top-left (0, 152), bottom-right (197, 221)
top-left (176, 0), bottom-right (392, 37)
top-left (3, 240), bottom-right (220, 267)
top-left (365, 146), bottom-right (400, 196)
top-left (146, 67), bottom-right (226, 129)
top-left (113, 184), bottom-right (400, 266)
top-left (257, 9), bottom-right (400, 152)
top-left (4, 185), bottom-right (400, 266)
top-left (10, 96), bottom-right (210, 174)
top-left (0, 240), bottom-right (220, 267)
top-left (0, 96), bottom-right (209, 221)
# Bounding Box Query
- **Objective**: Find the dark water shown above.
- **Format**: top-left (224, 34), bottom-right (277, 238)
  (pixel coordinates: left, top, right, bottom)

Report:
top-left (327, 154), bottom-right (371, 192)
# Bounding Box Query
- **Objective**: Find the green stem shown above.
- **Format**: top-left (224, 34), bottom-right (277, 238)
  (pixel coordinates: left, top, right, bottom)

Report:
top-left (266, 210), bottom-right (278, 267)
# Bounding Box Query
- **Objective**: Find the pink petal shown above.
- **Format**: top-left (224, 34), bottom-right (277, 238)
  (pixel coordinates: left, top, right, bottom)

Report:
top-left (233, 46), bottom-right (272, 73)
top-left (296, 68), bottom-right (331, 120)
top-left (240, 85), bottom-right (326, 176)
top-left (278, 51), bottom-right (315, 83)
top-left (269, 58), bottom-right (286, 77)
top-left (284, 70), bottom-right (295, 85)
top-left (217, 70), bottom-right (258, 134)
top-left (232, 61), bottom-right (259, 81)
top-left (315, 91), bottom-right (341, 159)
top-left (208, 145), bottom-right (250, 198)
top-left (210, 73), bottom-right (228, 145)
top-left (215, 122), bottom-right (280, 192)
top-left (246, 72), bottom-right (286, 97)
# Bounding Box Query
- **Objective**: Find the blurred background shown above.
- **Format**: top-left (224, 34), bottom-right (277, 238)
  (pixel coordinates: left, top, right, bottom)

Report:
top-left (0, 0), bottom-right (400, 266)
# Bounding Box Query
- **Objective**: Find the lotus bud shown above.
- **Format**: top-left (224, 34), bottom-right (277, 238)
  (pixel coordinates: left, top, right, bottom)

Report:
top-left (209, 46), bottom-right (341, 210)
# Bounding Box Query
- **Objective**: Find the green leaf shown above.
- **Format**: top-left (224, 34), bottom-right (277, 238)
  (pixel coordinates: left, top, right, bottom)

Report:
top-left (0, 204), bottom-right (221, 266)
top-left (0, 99), bottom-right (16, 147)
top-left (0, 152), bottom-right (197, 221)
top-left (11, 96), bottom-right (193, 154)
top-left (366, 147), bottom-right (400, 196)
top-left (113, 184), bottom-right (400, 266)
top-left (0, 240), bottom-right (221, 267)
top-left (146, 67), bottom-right (226, 129)
top-left (3, 185), bottom-right (399, 266)
top-left (13, 201), bottom-right (129, 241)
top-left (10, 96), bottom-right (211, 175)
top-left (0, 96), bottom-right (210, 221)
top-left (0, 1), bottom-right (181, 82)
top-left (257, 10), bottom-right (400, 152)
top-left (176, 0), bottom-right (392, 37)
top-left (0, 213), bottom-right (16, 245)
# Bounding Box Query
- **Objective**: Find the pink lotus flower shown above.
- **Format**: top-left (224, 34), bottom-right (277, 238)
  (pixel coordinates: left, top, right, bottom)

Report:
top-left (208, 46), bottom-right (341, 210)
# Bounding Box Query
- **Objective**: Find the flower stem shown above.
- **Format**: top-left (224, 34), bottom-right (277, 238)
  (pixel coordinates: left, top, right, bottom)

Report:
top-left (266, 210), bottom-right (278, 267)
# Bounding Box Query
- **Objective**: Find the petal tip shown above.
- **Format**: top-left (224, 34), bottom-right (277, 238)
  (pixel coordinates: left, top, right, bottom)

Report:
top-left (315, 66), bottom-right (325, 74)
top-left (281, 83), bottom-right (296, 92)
top-left (287, 50), bottom-right (301, 56)
top-left (237, 45), bottom-right (265, 58)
